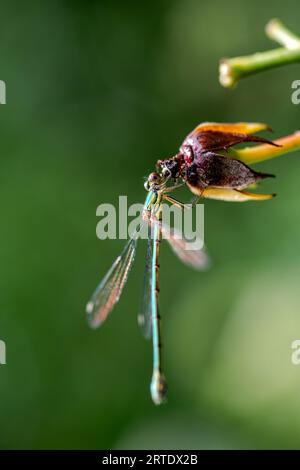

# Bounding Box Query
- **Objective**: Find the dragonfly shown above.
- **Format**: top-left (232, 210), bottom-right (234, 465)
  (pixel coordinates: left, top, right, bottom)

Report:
top-left (86, 172), bottom-right (208, 405)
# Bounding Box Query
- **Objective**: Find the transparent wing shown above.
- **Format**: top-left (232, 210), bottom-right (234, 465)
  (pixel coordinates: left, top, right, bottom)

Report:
top-left (165, 226), bottom-right (209, 270)
top-left (86, 237), bottom-right (138, 329)
top-left (138, 225), bottom-right (153, 339)
top-left (159, 218), bottom-right (209, 270)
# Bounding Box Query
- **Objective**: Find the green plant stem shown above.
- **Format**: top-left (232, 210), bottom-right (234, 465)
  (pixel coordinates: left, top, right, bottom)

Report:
top-left (266, 18), bottom-right (300, 49)
top-left (219, 19), bottom-right (300, 88)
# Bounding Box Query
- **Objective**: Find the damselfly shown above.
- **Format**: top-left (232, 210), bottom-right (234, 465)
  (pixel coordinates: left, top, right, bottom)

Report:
top-left (87, 120), bottom-right (299, 404)
top-left (86, 172), bottom-right (208, 405)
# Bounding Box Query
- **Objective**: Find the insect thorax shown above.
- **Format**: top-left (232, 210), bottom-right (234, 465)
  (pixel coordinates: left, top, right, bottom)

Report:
top-left (156, 154), bottom-right (184, 180)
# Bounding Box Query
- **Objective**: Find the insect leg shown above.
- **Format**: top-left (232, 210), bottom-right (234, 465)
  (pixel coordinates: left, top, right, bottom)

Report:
top-left (163, 194), bottom-right (192, 210)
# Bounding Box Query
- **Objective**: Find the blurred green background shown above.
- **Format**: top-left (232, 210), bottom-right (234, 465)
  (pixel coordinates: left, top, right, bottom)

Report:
top-left (1, 0), bottom-right (300, 450)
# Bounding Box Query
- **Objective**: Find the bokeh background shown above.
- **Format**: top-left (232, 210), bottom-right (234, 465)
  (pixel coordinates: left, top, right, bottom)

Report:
top-left (1, 0), bottom-right (300, 450)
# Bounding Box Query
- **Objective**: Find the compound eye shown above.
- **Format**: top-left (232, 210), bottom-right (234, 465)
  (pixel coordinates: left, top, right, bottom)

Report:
top-left (149, 172), bottom-right (159, 182)
top-left (183, 145), bottom-right (194, 163)
top-left (145, 172), bottom-right (163, 190)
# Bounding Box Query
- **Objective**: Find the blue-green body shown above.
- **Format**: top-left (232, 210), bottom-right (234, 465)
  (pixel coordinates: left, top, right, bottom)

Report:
top-left (145, 190), bottom-right (168, 404)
